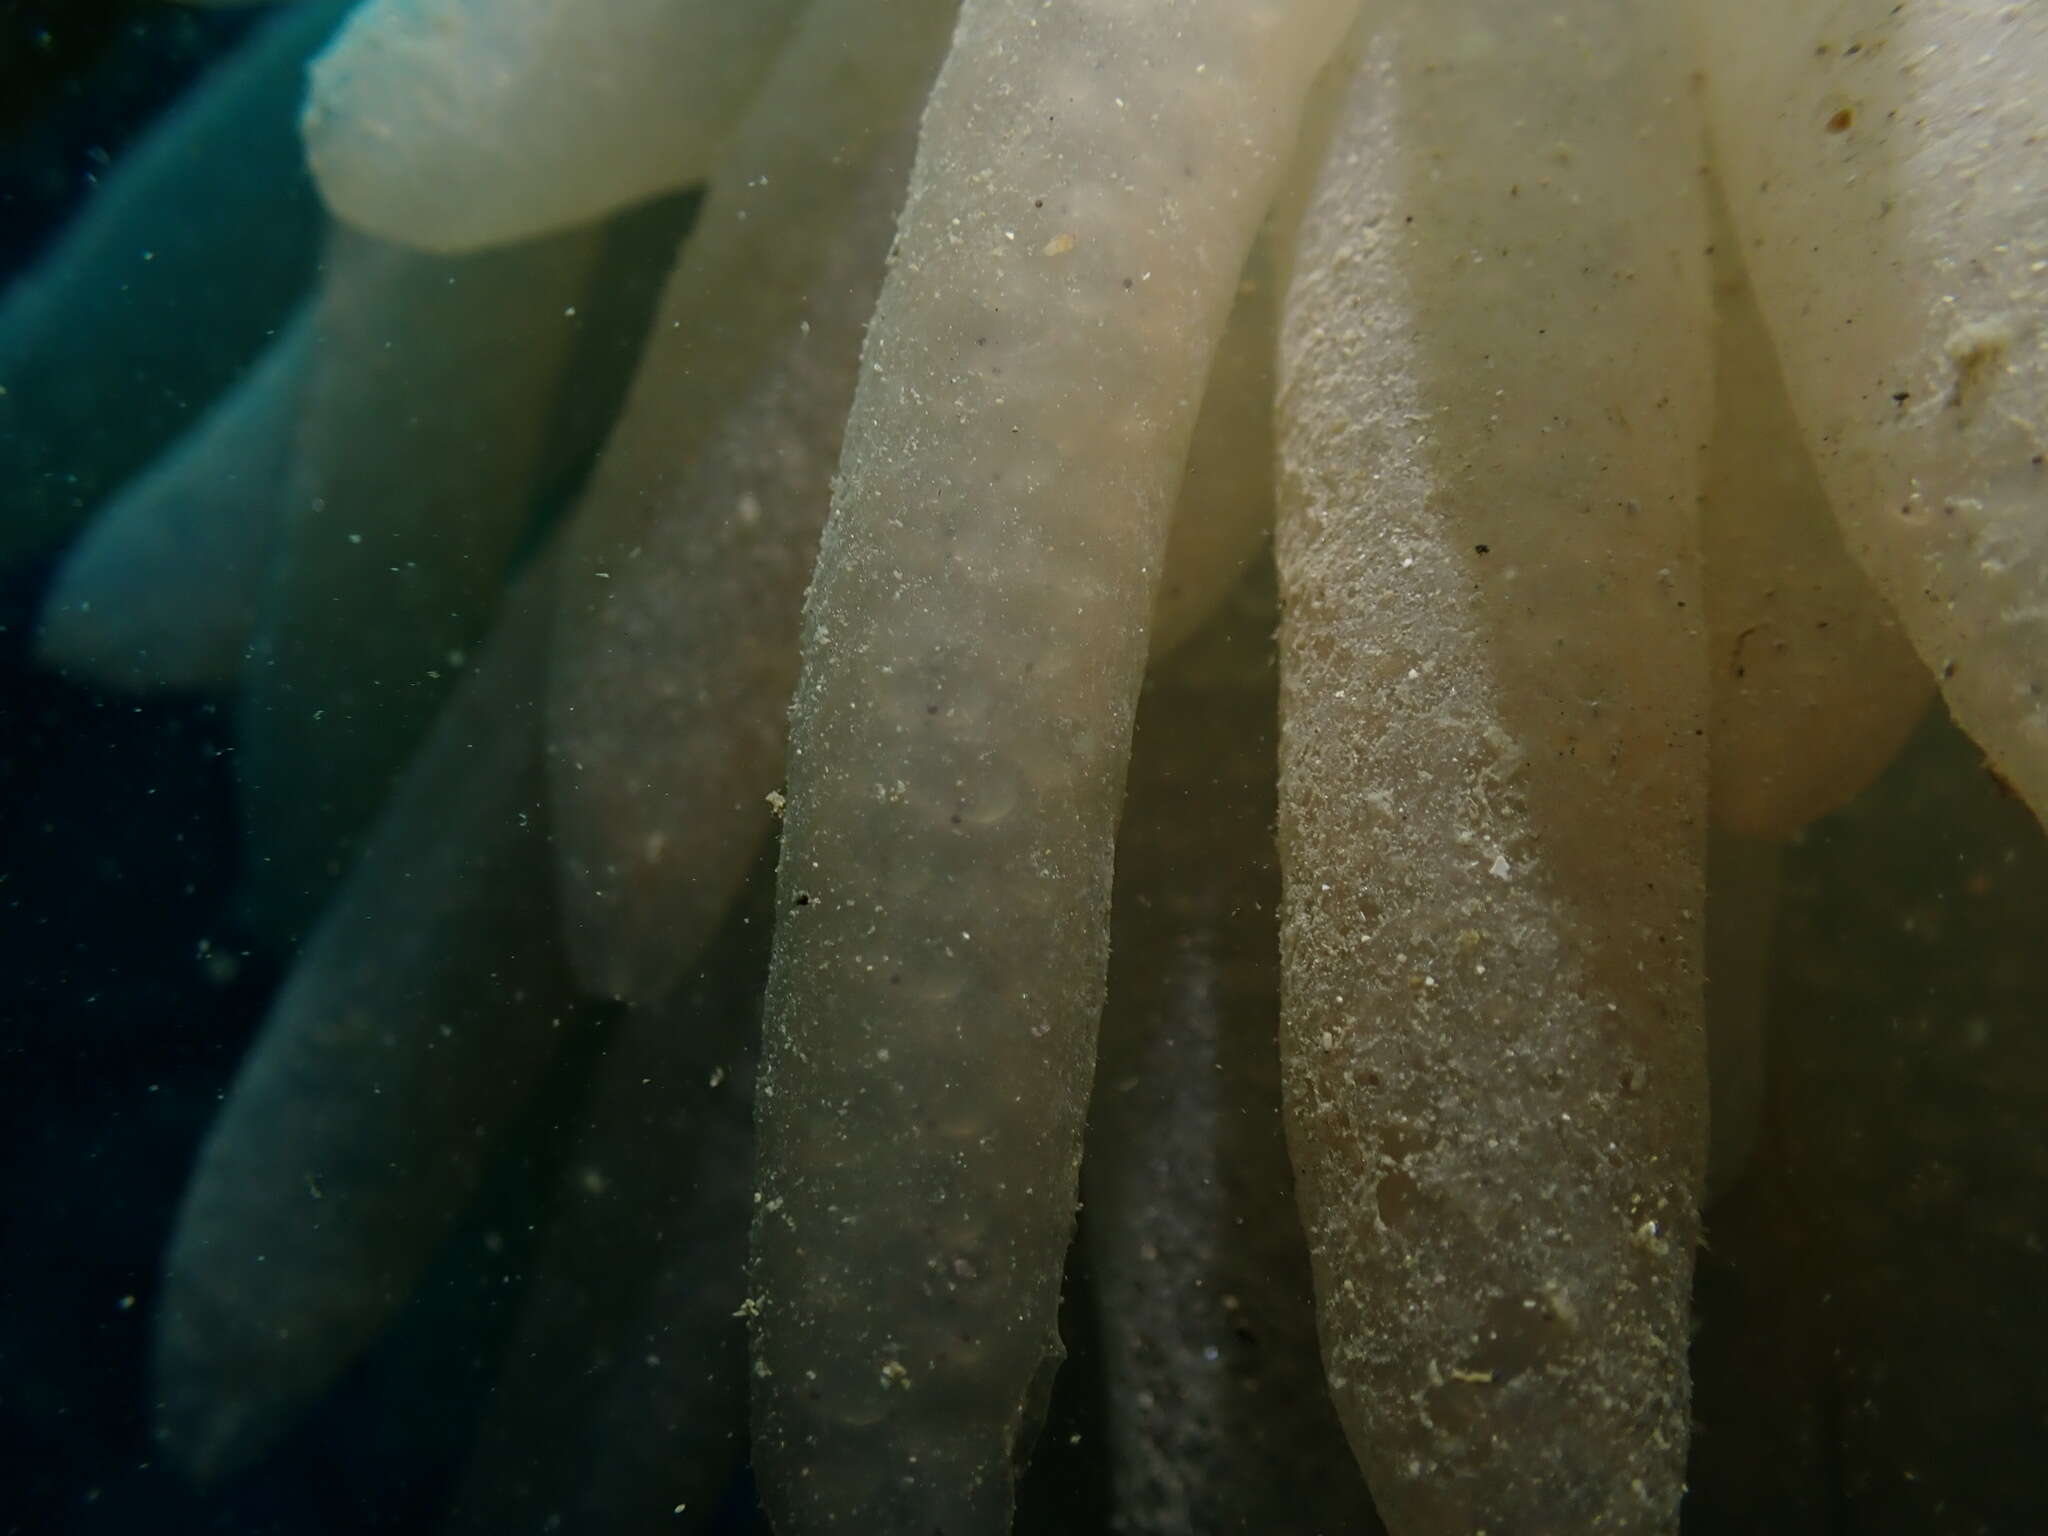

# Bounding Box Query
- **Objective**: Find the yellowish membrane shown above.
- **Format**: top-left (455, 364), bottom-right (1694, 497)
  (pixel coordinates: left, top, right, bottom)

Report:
top-left (1697, 0), bottom-right (2048, 827)
top-left (1146, 237), bottom-right (1282, 662)
top-left (1700, 178), bottom-right (1933, 839)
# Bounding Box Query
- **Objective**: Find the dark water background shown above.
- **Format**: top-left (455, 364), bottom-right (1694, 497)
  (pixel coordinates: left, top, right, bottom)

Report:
top-left (0, 9), bottom-right (461, 1531)
top-left (2, 9), bottom-right (2046, 1535)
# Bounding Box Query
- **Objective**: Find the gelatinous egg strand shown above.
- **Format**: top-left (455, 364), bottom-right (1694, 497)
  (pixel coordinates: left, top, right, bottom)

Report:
top-left (4, 0), bottom-right (2045, 1530)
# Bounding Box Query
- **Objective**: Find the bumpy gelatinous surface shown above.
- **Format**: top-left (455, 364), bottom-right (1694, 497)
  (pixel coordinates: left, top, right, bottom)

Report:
top-left (1274, 4), bottom-right (1710, 1527)
top-left (749, 1), bottom-right (1356, 1528)
top-left (15, 2), bottom-right (2046, 1528)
